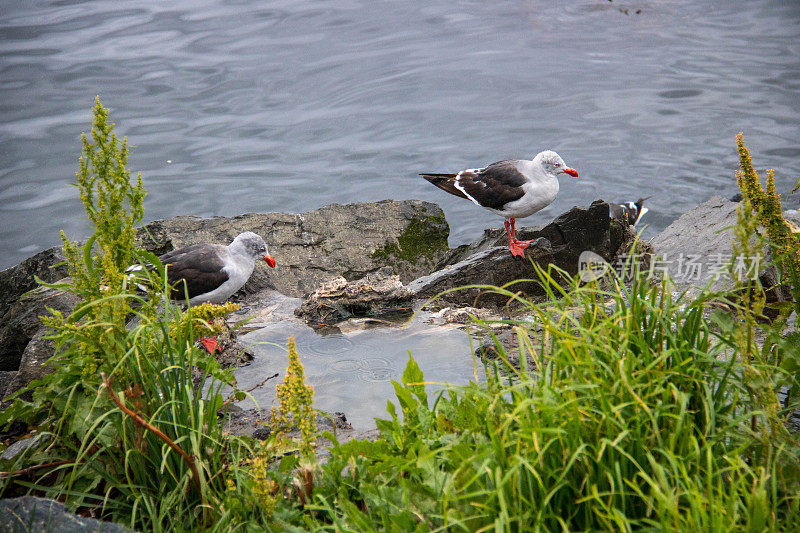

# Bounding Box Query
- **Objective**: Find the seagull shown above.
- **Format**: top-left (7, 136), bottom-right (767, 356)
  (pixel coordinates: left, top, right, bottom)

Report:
top-left (128, 231), bottom-right (276, 353)
top-left (609, 197), bottom-right (650, 227)
top-left (421, 150), bottom-right (578, 257)
top-left (155, 231), bottom-right (276, 304)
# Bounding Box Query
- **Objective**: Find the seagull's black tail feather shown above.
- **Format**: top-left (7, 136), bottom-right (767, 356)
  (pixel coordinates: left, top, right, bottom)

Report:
top-left (420, 173), bottom-right (469, 200)
top-left (419, 172), bottom-right (458, 177)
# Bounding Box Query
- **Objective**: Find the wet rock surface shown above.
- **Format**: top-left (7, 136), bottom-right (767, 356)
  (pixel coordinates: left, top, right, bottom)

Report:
top-left (0, 496), bottom-right (132, 533)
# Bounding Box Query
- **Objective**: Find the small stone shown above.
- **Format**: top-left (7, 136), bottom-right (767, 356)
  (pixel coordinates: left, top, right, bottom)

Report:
top-left (0, 496), bottom-right (132, 533)
top-left (0, 433), bottom-right (50, 461)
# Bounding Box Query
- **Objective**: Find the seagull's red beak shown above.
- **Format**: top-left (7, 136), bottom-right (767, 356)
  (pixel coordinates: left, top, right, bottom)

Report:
top-left (562, 167), bottom-right (579, 178)
top-left (263, 254), bottom-right (276, 268)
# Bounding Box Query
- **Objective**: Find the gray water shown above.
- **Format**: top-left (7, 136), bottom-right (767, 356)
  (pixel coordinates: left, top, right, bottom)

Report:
top-left (1, 0), bottom-right (799, 271)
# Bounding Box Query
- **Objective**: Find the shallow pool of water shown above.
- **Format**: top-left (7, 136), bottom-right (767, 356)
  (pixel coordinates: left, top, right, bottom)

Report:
top-left (237, 314), bottom-right (481, 429)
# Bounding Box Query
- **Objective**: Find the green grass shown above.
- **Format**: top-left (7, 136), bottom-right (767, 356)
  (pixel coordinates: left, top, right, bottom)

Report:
top-left (270, 265), bottom-right (799, 532)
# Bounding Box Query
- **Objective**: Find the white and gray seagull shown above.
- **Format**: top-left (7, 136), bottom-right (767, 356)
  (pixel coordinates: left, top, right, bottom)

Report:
top-left (128, 231), bottom-right (276, 353)
top-left (153, 231), bottom-right (276, 305)
top-left (421, 150), bottom-right (579, 257)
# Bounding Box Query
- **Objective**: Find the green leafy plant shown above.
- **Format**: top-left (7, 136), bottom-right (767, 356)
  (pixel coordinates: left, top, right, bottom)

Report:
top-left (0, 98), bottom-right (243, 531)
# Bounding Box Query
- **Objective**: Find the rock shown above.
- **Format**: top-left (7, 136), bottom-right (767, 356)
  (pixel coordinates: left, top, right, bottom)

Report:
top-left (784, 209), bottom-right (800, 233)
top-left (652, 196), bottom-right (794, 319)
top-left (0, 285), bottom-right (79, 373)
top-left (135, 199), bottom-right (450, 299)
top-left (295, 269), bottom-right (415, 330)
top-left (0, 371), bottom-right (17, 399)
top-left (425, 306), bottom-right (505, 325)
top-left (651, 196), bottom-right (745, 290)
top-left (410, 246), bottom-right (546, 308)
top-left (476, 330), bottom-right (527, 369)
top-left (0, 247), bottom-right (68, 319)
top-left (4, 329), bottom-right (59, 400)
top-left (0, 432), bottom-right (51, 461)
top-left (0, 496), bottom-right (132, 533)
top-left (221, 407), bottom-right (352, 440)
top-left (652, 196), bottom-right (794, 288)
top-left (227, 289), bottom-right (304, 331)
top-left (410, 200), bottom-right (633, 308)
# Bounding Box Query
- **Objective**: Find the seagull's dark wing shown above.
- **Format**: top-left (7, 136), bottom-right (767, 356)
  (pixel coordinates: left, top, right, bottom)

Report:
top-left (456, 160), bottom-right (527, 210)
top-left (422, 160), bottom-right (527, 210)
top-left (159, 244), bottom-right (229, 300)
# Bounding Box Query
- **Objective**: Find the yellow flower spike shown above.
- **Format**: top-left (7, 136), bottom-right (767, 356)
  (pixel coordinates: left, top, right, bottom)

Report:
top-left (271, 337), bottom-right (317, 457)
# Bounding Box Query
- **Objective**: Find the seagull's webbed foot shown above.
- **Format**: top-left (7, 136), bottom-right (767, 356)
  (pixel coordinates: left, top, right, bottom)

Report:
top-left (505, 218), bottom-right (541, 258)
top-left (509, 238), bottom-right (531, 258)
top-left (508, 237), bottom-right (552, 258)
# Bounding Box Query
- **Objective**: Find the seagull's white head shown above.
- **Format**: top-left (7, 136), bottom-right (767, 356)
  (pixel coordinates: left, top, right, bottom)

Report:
top-left (534, 150), bottom-right (579, 178)
top-left (230, 231), bottom-right (276, 268)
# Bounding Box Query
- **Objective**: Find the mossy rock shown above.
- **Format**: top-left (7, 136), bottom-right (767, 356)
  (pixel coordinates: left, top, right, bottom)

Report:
top-left (371, 212), bottom-right (450, 281)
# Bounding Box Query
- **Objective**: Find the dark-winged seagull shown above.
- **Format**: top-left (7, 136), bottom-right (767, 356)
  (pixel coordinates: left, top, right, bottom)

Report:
top-left (130, 231), bottom-right (275, 353)
top-left (421, 150), bottom-right (578, 257)
top-left (158, 231), bottom-right (276, 304)
top-left (609, 197), bottom-right (650, 227)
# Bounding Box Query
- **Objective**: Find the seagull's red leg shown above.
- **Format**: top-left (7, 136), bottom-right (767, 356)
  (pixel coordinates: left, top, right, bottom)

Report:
top-left (505, 218), bottom-right (532, 257)
top-left (511, 218), bottom-right (534, 246)
top-left (504, 219), bottom-right (514, 241)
